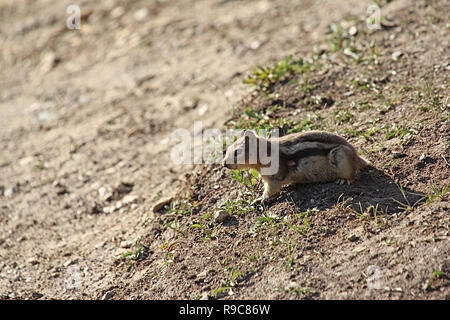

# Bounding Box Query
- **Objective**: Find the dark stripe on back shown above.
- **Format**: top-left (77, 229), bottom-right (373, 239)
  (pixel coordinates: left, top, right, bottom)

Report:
top-left (281, 147), bottom-right (334, 160)
top-left (278, 131), bottom-right (351, 149)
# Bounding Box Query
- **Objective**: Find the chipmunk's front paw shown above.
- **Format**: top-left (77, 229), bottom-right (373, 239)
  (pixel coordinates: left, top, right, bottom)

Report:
top-left (335, 178), bottom-right (350, 185)
top-left (251, 196), bottom-right (265, 206)
top-left (251, 192), bottom-right (269, 206)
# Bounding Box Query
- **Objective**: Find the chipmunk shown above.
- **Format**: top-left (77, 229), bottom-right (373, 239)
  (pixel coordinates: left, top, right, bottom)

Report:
top-left (223, 130), bottom-right (369, 202)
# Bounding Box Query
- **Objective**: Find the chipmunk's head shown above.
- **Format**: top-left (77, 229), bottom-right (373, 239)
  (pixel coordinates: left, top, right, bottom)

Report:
top-left (222, 130), bottom-right (259, 170)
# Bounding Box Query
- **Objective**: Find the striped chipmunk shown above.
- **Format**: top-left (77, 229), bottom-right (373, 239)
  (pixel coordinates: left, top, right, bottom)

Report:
top-left (222, 130), bottom-right (369, 202)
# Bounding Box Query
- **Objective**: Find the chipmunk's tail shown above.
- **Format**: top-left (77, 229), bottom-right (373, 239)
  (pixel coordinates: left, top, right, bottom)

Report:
top-left (358, 156), bottom-right (371, 171)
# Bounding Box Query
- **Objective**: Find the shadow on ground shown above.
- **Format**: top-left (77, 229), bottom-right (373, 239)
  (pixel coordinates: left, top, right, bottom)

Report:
top-left (272, 166), bottom-right (425, 214)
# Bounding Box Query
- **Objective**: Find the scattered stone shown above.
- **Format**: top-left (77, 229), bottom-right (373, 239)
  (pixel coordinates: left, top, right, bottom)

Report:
top-left (127, 127), bottom-right (145, 137)
top-left (53, 181), bottom-right (69, 195)
top-left (40, 51), bottom-right (60, 73)
top-left (152, 196), bottom-right (173, 213)
top-left (391, 152), bottom-right (406, 159)
top-left (214, 210), bottom-right (230, 224)
top-left (120, 241), bottom-right (132, 248)
top-left (444, 62), bottom-right (450, 71)
top-left (110, 6), bottom-right (125, 19)
top-left (19, 156), bottom-right (35, 167)
top-left (348, 26), bottom-right (358, 36)
top-left (104, 167), bottom-right (115, 175)
top-left (392, 51), bottom-right (403, 61)
top-left (63, 259), bottom-right (78, 268)
top-left (250, 40), bottom-right (260, 50)
top-left (285, 281), bottom-right (297, 291)
top-left (419, 153), bottom-right (426, 161)
top-left (198, 104), bottom-right (209, 116)
top-left (90, 202), bottom-right (102, 214)
top-left (344, 91), bottom-right (355, 97)
top-left (112, 182), bottom-right (134, 200)
top-left (134, 8), bottom-right (149, 22)
top-left (199, 292), bottom-right (209, 300)
top-left (197, 270), bottom-right (208, 279)
top-left (38, 109), bottom-right (56, 122)
top-left (103, 206), bottom-right (113, 214)
top-left (31, 292), bottom-right (44, 299)
top-left (4, 187), bottom-right (15, 198)
top-left (101, 290), bottom-right (115, 300)
top-left (98, 186), bottom-right (110, 199)
top-left (381, 20), bottom-right (397, 29)
top-left (352, 245), bottom-right (366, 253)
top-left (99, 186), bottom-right (114, 202)
top-left (122, 195), bottom-right (138, 205)
top-left (347, 234), bottom-right (359, 242)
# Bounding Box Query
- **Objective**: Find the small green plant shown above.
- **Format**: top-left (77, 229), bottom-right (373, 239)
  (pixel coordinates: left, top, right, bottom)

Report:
top-left (391, 183), bottom-right (425, 211)
top-left (212, 266), bottom-right (245, 298)
top-left (221, 195), bottom-right (256, 217)
top-left (423, 270), bottom-right (445, 291)
top-left (190, 220), bottom-right (218, 242)
top-left (123, 239), bottom-right (145, 261)
top-left (254, 212), bottom-right (279, 232)
top-left (168, 199), bottom-right (198, 216)
top-left (385, 125), bottom-right (411, 140)
top-left (212, 285), bottom-right (232, 298)
top-left (282, 209), bottom-right (314, 235)
top-left (286, 241), bottom-right (297, 272)
top-left (231, 169), bottom-right (260, 191)
top-left (334, 109), bottom-right (354, 124)
top-left (245, 55), bottom-right (309, 90)
top-left (350, 77), bottom-right (380, 93)
top-left (290, 286), bottom-right (315, 297)
top-left (166, 217), bottom-right (185, 236)
top-left (229, 267), bottom-right (244, 286)
top-left (161, 242), bottom-right (177, 266)
top-left (339, 198), bottom-right (388, 229)
top-left (426, 183), bottom-right (449, 203)
top-left (123, 239), bottom-right (147, 271)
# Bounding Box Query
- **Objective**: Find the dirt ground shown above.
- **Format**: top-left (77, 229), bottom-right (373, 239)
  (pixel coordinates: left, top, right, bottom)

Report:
top-left (0, 0), bottom-right (448, 300)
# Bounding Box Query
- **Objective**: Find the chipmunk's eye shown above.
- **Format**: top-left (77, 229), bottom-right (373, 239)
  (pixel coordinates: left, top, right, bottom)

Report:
top-left (234, 149), bottom-right (242, 157)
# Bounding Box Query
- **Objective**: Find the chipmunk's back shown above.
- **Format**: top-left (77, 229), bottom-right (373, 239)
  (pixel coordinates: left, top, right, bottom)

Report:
top-left (273, 130), bottom-right (367, 185)
top-left (276, 130), bottom-right (356, 158)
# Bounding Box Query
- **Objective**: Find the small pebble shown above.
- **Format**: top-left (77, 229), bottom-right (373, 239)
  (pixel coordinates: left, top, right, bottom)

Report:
top-left (391, 152), bottom-right (406, 159)
top-left (392, 51), bottom-right (403, 61)
top-left (101, 290), bottom-right (115, 300)
top-left (134, 8), bottom-right (149, 22)
top-left (349, 26), bottom-right (358, 36)
top-left (214, 210), bottom-right (230, 224)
